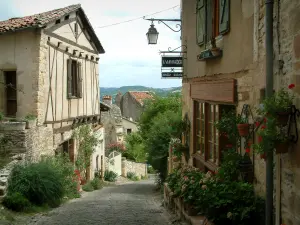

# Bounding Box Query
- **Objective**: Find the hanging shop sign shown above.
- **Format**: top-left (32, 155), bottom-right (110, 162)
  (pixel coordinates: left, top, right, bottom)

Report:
top-left (161, 56), bottom-right (183, 67)
top-left (162, 72), bottom-right (183, 78)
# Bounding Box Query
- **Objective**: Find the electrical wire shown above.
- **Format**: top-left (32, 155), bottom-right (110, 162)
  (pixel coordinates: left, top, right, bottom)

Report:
top-left (93, 5), bottom-right (179, 29)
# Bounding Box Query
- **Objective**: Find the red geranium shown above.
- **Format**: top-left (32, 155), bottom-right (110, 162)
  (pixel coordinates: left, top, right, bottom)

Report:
top-left (258, 136), bottom-right (263, 143)
top-left (261, 125), bottom-right (266, 130)
top-left (255, 122), bottom-right (260, 128)
top-left (245, 148), bottom-right (251, 153)
top-left (288, 84), bottom-right (295, 89)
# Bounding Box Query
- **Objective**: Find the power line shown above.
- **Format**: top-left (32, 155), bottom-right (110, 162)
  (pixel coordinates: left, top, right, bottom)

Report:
top-left (94, 5), bottom-right (179, 29)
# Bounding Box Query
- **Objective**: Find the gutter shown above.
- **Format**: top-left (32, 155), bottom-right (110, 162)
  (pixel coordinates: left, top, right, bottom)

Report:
top-left (265, 1), bottom-right (274, 225)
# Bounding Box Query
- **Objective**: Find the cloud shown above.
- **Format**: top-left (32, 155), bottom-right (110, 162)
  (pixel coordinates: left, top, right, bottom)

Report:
top-left (9, 0), bottom-right (182, 88)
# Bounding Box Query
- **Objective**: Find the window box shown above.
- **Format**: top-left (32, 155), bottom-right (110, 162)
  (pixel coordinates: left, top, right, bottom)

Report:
top-left (0, 121), bottom-right (26, 131)
top-left (197, 48), bottom-right (222, 61)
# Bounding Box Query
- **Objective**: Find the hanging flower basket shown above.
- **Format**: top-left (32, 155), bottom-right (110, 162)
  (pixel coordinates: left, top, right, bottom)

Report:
top-left (275, 141), bottom-right (289, 154)
top-left (237, 123), bottom-right (250, 137)
top-left (276, 108), bottom-right (291, 126)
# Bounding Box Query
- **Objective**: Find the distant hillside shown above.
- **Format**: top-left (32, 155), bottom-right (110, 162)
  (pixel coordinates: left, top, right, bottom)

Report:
top-left (100, 86), bottom-right (182, 102)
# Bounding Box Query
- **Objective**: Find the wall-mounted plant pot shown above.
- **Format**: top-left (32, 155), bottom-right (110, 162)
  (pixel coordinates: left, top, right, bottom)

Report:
top-left (26, 119), bottom-right (37, 129)
top-left (237, 124), bottom-right (250, 137)
top-left (275, 142), bottom-right (289, 154)
top-left (0, 122), bottom-right (26, 131)
top-left (276, 108), bottom-right (292, 126)
top-left (260, 153), bottom-right (266, 161)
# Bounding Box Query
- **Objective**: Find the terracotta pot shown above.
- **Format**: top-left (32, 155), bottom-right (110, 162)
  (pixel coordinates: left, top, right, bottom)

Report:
top-left (260, 153), bottom-right (266, 160)
top-left (237, 124), bottom-right (250, 137)
top-left (276, 108), bottom-right (291, 126)
top-left (275, 142), bottom-right (289, 154)
top-left (184, 203), bottom-right (198, 216)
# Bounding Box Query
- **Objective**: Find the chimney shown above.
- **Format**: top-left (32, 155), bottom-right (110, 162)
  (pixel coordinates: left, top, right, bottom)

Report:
top-left (102, 95), bottom-right (112, 105)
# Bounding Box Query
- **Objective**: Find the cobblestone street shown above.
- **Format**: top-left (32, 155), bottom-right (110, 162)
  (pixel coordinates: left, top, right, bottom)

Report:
top-left (27, 179), bottom-right (174, 225)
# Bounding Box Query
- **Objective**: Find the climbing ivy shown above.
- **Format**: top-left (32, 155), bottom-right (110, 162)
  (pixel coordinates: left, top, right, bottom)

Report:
top-left (72, 125), bottom-right (99, 180)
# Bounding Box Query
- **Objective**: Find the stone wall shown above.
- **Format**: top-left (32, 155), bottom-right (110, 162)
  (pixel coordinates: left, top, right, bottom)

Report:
top-left (120, 92), bottom-right (142, 122)
top-left (122, 158), bottom-right (147, 178)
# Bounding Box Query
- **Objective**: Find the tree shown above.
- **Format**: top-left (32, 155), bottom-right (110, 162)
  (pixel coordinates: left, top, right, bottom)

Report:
top-left (123, 132), bottom-right (146, 163)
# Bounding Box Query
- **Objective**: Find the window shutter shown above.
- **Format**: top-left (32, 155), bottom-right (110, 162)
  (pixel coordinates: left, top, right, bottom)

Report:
top-left (67, 59), bottom-right (72, 99)
top-left (77, 62), bottom-right (83, 98)
top-left (219, 0), bottom-right (230, 34)
top-left (197, 0), bottom-right (206, 45)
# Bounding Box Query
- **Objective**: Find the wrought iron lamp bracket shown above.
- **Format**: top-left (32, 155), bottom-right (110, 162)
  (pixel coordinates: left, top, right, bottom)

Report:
top-left (159, 45), bottom-right (187, 56)
top-left (288, 105), bottom-right (300, 143)
top-left (143, 17), bottom-right (182, 32)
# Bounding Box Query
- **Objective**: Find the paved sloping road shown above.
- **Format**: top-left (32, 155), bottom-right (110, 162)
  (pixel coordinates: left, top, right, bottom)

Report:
top-left (27, 179), bottom-right (173, 225)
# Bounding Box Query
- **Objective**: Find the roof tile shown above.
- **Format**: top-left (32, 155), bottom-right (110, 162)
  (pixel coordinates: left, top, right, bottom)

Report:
top-left (0, 4), bottom-right (81, 34)
top-left (129, 91), bottom-right (153, 105)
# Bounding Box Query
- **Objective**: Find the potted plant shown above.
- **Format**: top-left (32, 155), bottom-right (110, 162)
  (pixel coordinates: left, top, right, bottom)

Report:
top-left (210, 37), bottom-right (222, 57)
top-left (236, 114), bottom-right (250, 137)
top-left (258, 84), bottom-right (295, 126)
top-left (252, 116), bottom-right (289, 155)
top-left (24, 114), bottom-right (37, 129)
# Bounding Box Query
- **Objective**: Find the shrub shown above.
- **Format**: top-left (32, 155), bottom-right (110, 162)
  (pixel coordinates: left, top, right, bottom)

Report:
top-left (90, 178), bottom-right (104, 190)
top-left (2, 192), bottom-right (31, 212)
top-left (147, 166), bottom-right (156, 174)
top-left (126, 172), bottom-right (136, 179)
top-left (104, 171), bottom-right (118, 182)
top-left (6, 160), bottom-right (64, 207)
top-left (141, 175), bottom-right (148, 180)
top-left (82, 182), bottom-right (94, 192)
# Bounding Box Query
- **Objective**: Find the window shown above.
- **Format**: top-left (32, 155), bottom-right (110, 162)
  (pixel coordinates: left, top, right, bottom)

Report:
top-left (127, 129), bottom-right (132, 134)
top-left (197, 0), bottom-right (230, 46)
top-left (4, 71), bottom-right (17, 117)
top-left (193, 101), bottom-right (233, 170)
top-left (67, 59), bottom-right (82, 98)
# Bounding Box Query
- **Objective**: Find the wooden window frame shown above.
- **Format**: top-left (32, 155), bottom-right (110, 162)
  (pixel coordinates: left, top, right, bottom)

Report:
top-left (196, 0), bottom-right (230, 46)
top-left (67, 59), bottom-right (82, 99)
top-left (193, 100), bottom-right (234, 171)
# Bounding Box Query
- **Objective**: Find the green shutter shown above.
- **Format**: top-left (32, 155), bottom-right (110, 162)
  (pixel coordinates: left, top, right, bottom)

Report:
top-left (219, 0), bottom-right (230, 34)
top-left (67, 59), bottom-right (72, 99)
top-left (197, 0), bottom-right (206, 45)
top-left (77, 62), bottom-right (83, 98)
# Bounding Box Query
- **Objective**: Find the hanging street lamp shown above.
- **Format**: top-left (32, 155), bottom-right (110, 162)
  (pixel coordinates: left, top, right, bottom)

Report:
top-left (144, 17), bottom-right (181, 45)
top-left (146, 21), bottom-right (159, 45)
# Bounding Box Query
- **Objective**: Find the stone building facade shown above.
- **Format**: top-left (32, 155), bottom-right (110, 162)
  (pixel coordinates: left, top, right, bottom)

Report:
top-left (101, 95), bottom-right (124, 150)
top-left (181, 0), bottom-right (300, 224)
top-left (119, 91), bottom-right (153, 122)
top-left (0, 4), bottom-right (106, 171)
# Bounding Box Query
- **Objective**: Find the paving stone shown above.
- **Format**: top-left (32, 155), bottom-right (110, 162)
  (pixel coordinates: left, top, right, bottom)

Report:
top-left (28, 180), bottom-right (175, 225)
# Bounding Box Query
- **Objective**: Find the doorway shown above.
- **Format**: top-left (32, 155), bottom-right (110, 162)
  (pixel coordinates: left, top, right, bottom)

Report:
top-left (4, 71), bottom-right (17, 117)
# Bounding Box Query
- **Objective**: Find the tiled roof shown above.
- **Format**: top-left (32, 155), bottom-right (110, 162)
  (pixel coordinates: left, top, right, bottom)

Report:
top-left (129, 91), bottom-right (153, 105)
top-left (0, 4), bottom-right (81, 34)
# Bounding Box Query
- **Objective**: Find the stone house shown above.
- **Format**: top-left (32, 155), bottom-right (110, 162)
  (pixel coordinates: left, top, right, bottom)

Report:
top-left (120, 91), bottom-right (153, 122)
top-left (181, 0), bottom-right (300, 224)
top-left (0, 4), bottom-right (108, 180)
top-left (122, 117), bottom-right (138, 135)
top-left (101, 95), bottom-right (124, 151)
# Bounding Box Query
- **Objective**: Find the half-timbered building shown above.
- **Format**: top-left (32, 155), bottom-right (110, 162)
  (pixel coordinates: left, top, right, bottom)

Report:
top-left (0, 4), bottom-right (107, 178)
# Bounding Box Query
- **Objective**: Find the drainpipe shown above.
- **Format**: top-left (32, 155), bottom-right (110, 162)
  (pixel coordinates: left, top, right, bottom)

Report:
top-left (265, 1), bottom-right (274, 225)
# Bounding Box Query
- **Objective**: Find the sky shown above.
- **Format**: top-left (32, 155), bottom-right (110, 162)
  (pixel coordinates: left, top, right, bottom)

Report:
top-left (0, 0), bottom-right (182, 88)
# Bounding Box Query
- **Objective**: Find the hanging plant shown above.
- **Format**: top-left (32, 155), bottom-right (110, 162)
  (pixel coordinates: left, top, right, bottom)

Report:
top-left (170, 138), bottom-right (189, 162)
top-left (236, 114), bottom-right (250, 137)
top-left (257, 84), bottom-right (295, 126)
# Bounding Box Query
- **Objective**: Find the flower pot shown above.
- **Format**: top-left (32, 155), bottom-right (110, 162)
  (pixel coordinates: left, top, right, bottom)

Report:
top-left (275, 142), bottom-right (289, 154)
top-left (237, 124), bottom-right (250, 137)
top-left (80, 179), bottom-right (87, 185)
top-left (260, 153), bottom-right (266, 160)
top-left (26, 119), bottom-right (36, 129)
top-left (211, 48), bottom-right (221, 57)
top-left (276, 108), bottom-right (291, 126)
top-left (184, 203), bottom-right (198, 216)
top-left (0, 121), bottom-right (26, 131)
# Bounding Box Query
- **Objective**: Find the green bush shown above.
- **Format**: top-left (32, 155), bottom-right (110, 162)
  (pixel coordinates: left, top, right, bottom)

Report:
top-left (2, 192), bottom-right (31, 212)
top-left (82, 182), bottom-right (94, 192)
top-left (90, 178), bottom-right (104, 190)
top-left (147, 166), bottom-right (156, 174)
top-left (141, 175), bottom-right (148, 180)
top-left (127, 172), bottom-right (139, 181)
top-left (104, 171), bottom-right (118, 182)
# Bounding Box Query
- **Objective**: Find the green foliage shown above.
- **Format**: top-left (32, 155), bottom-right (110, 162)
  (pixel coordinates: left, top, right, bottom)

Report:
top-left (141, 175), bottom-right (148, 180)
top-left (6, 161), bottom-right (64, 207)
top-left (82, 182), bottom-right (94, 192)
top-left (104, 170), bottom-right (118, 182)
top-left (106, 142), bottom-right (126, 155)
top-left (24, 114), bottom-right (36, 121)
top-left (127, 172), bottom-right (139, 181)
top-left (90, 178), bottom-right (104, 190)
top-left (124, 133), bottom-right (146, 162)
top-left (2, 192), bottom-right (31, 212)
top-left (73, 125), bottom-right (99, 179)
top-left (0, 112), bottom-right (4, 121)
top-left (147, 165), bottom-right (156, 174)
top-left (214, 109), bottom-right (240, 148)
